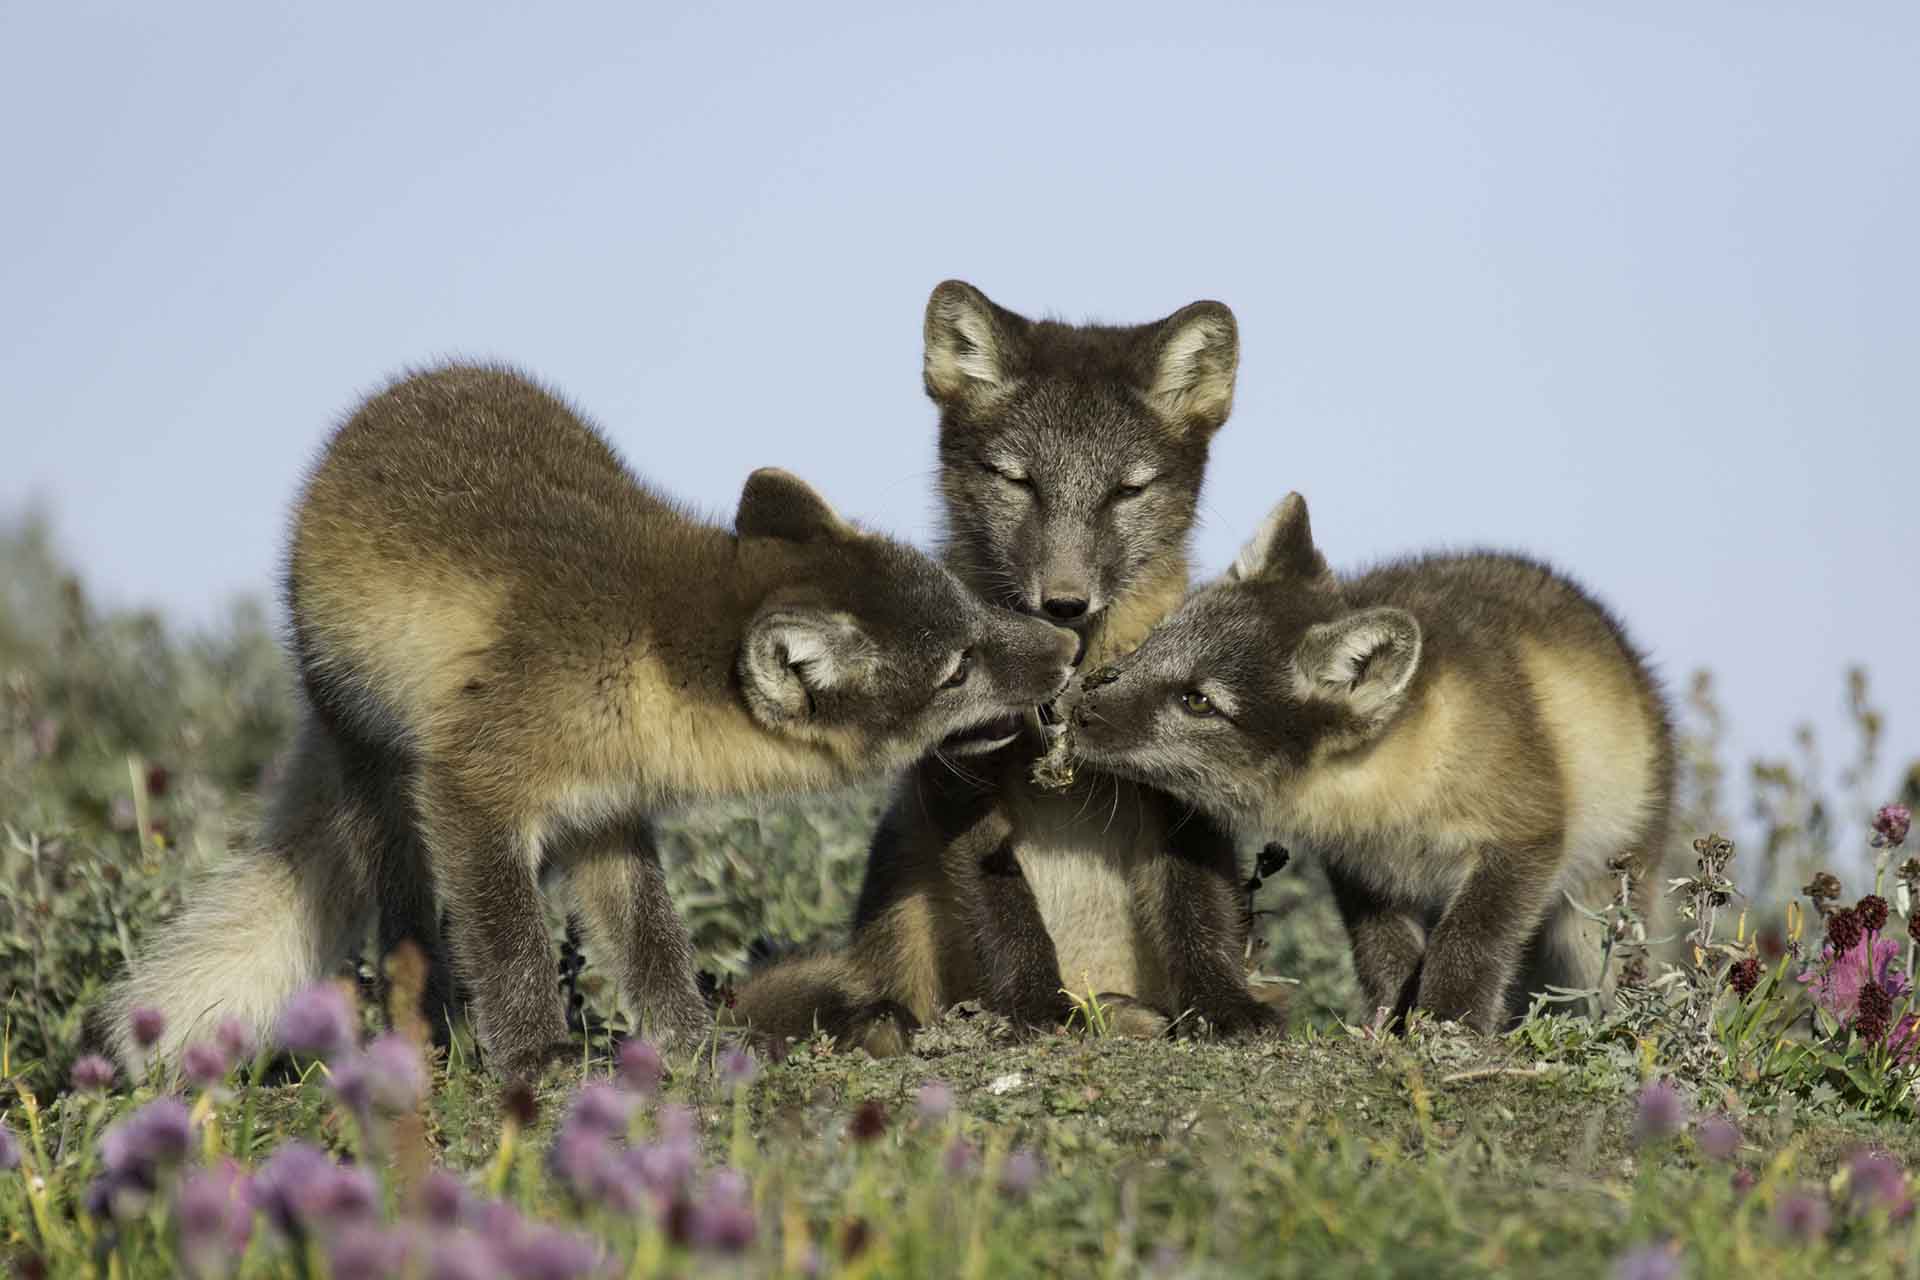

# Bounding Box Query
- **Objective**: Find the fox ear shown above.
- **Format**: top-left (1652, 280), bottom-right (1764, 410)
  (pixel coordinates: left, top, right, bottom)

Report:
top-left (1144, 300), bottom-right (1238, 434)
top-left (924, 279), bottom-right (1023, 408)
top-left (736, 468), bottom-right (855, 543)
top-left (1291, 607), bottom-right (1422, 728)
top-left (1229, 492), bottom-right (1328, 583)
top-left (740, 608), bottom-right (874, 725)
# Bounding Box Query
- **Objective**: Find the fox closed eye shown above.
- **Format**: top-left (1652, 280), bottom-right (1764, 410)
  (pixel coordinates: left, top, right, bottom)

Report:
top-left (1110, 478), bottom-right (1154, 502)
top-left (980, 463), bottom-right (1032, 489)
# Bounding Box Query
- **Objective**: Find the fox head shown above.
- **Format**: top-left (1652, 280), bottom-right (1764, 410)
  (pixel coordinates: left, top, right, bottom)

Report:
top-left (1063, 492), bottom-right (1424, 826)
top-left (733, 468), bottom-right (1081, 766)
top-left (922, 280), bottom-right (1238, 661)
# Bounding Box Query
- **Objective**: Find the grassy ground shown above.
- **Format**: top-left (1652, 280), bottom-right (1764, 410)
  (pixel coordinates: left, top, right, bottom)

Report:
top-left (4, 511), bottom-right (1919, 1277)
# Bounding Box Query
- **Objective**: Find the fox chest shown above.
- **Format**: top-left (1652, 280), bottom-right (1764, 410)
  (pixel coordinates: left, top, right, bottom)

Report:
top-left (1006, 783), bottom-right (1159, 1003)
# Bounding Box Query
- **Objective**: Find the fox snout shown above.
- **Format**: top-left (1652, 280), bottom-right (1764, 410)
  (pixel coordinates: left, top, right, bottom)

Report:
top-left (1029, 576), bottom-right (1104, 628)
top-left (992, 615), bottom-right (1081, 705)
top-left (1027, 539), bottom-right (1104, 628)
top-left (1066, 663), bottom-right (1124, 728)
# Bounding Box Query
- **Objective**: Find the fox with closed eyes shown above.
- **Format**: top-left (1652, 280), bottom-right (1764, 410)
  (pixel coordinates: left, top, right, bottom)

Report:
top-left (98, 362), bottom-right (1080, 1081)
top-left (728, 282), bottom-right (1286, 1053)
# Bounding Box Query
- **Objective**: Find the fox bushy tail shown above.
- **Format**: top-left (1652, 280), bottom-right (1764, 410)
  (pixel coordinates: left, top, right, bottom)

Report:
top-left (98, 714), bottom-right (373, 1079)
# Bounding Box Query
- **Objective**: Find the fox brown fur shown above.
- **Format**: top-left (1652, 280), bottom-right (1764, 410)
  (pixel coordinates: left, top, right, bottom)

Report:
top-left (1065, 492), bottom-right (1675, 1032)
top-left (727, 282), bottom-right (1287, 1052)
top-left (99, 362), bottom-right (1078, 1080)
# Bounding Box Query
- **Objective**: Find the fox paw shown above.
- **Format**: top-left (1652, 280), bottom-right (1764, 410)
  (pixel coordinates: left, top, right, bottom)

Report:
top-left (1089, 993), bottom-right (1171, 1040)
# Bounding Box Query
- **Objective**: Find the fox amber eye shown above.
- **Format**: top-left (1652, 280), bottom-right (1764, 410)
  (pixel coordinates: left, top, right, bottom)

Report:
top-left (941, 650), bottom-right (972, 689)
top-left (1180, 690), bottom-right (1215, 717)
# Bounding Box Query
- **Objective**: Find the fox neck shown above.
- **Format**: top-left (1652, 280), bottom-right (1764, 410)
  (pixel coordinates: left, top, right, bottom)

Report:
top-left (1082, 555), bottom-right (1191, 670)
top-left (1250, 667), bottom-right (1458, 853)
top-left (613, 535), bottom-right (856, 802)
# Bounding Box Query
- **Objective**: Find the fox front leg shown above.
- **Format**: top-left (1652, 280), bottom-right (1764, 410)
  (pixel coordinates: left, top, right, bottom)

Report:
top-left (1137, 813), bottom-right (1283, 1038)
top-left (1324, 863), bottom-right (1426, 1026)
top-left (1417, 846), bottom-right (1563, 1033)
top-left (965, 837), bottom-right (1078, 1032)
top-left (562, 818), bottom-right (713, 1052)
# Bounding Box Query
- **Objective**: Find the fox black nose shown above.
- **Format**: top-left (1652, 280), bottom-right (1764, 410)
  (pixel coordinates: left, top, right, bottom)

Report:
top-left (1042, 596), bottom-right (1089, 621)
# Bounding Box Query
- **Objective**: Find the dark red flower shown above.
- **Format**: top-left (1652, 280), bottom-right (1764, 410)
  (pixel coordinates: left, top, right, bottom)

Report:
top-left (1873, 804), bottom-right (1911, 848)
top-left (1857, 895), bottom-right (1890, 934)
top-left (849, 1100), bottom-right (889, 1144)
top-left (1728, 955), bottom-right (1763, 998)
top-left (1857, 981), bottom-right (1894, 1044)
top-left (1827, 907), bottom-right (1864, 955)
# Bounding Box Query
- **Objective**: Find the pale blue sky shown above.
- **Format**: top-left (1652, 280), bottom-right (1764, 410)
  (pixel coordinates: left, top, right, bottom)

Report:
top-left (3, 2), bottom-right (1915, 845)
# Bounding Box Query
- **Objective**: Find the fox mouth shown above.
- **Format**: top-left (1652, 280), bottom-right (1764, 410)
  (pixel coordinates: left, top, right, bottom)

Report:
top-left (938, 710), bottom-right (1028, 754)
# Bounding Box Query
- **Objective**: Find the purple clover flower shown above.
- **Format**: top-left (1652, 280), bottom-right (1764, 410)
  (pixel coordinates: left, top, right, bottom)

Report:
top-left (89, 1098), bottom-right (197, 1224)
top-left (251, 1143), bottom-right (378, 1238)
top-left (1846, 1149), bottom-right (1912, 1219)
top-left (1694, 1114), bottom-right (1740, 1162)
top-left (182, 1041), bottom-right (229, 1090)
top-left (630, 1125), bottom-right (699, 1201)
top-left (916, 1080), bottom-right (954, 1123)
top-left (175, 1160), bottom-right (254, 1278)
top-left (496, 1224), bottom-right (605, 1279)
top-left (550, 1127), bottom-right (644, 1214)
top-left (129, 1007), bottom-right (167, 1051)
top-left (420, 1168), bottom-right (470, 1228)
top-left (616, 1039), bottom-right (664, 1094)
top-left (70, 1054), bottom-right (115, 1093)
top-left (1632, 1080), bottom-right (1686, 1146)
top-left (364, 1033), bottom-right (428, 1109)
top-left (332, 1033), bottom-right (428, 1118)
top-left (328, 1226), bottom-right (415, 1280)
top-left (693, 1168), bottom-right (756, 1253)
top-left (1774, 1190), bottom-right (1831, 1241)
top-left (426, 1232), bottom-right (498, 1280)
top-left (86, 1167), bottom-right (151, 1221)
top-left (717, 1047), bottom-right (758, 1093)
top-left (0, 1123), bottom-right (19, 1172)
top-left (276, 982), bottom-right (356, 1060)
top-left (999, 1148), bottom-right (1043, 1199)
top-left (943, 1137), bottom-right (976, 1177)
top-left (564, 1083), bottom-right (637, 1138)
top-left (1611, 1243), bottom-right (1683, 1280)
top-left (100, 1097), bottom-right (193, 1180)
top-left (214, 1017), bottom-right (257, 1065)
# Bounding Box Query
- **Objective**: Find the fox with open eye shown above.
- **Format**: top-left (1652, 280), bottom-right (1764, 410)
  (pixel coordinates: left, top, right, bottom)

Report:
top-left (1066, 492), bottom-right (1675, 1032)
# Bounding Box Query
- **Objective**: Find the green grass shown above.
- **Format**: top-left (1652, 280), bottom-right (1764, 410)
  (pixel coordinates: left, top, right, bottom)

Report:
top-left (4, 509), bottom-right (1920, 1277)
